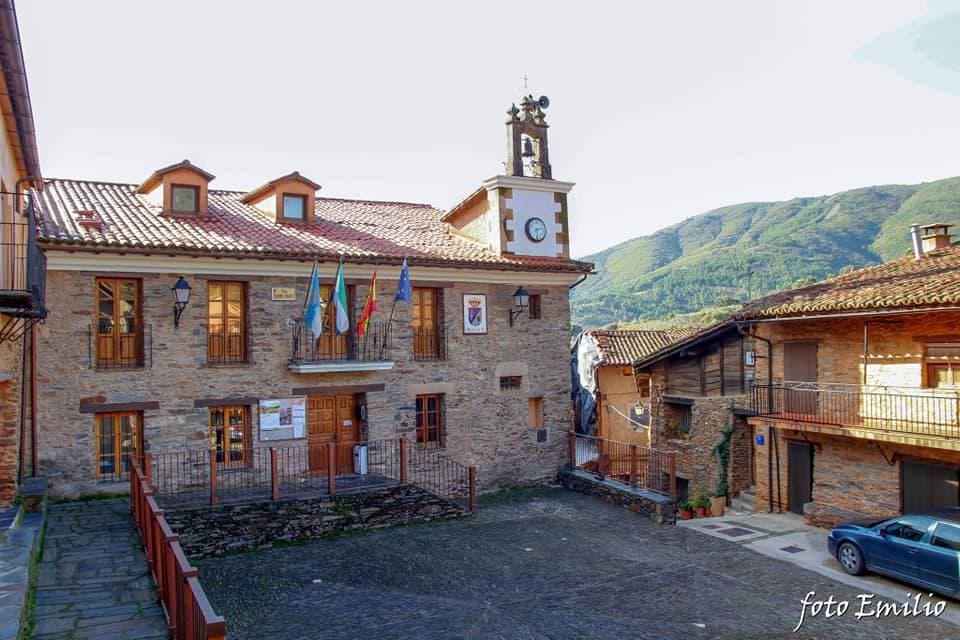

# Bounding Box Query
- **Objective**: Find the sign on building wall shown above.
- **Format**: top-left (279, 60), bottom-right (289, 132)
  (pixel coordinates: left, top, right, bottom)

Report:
top-left (463, 293), bottom-right (487, 334)
top-left (271, 287), bottom-right (296, 301)
top-left (259, 397), bottom-right (306, 441)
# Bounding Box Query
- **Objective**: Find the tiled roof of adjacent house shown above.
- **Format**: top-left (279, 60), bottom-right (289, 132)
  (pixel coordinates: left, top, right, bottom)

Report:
top-left (738, 243), bottom-right (960, 319)
top-left (586, 328), bottom-right (696, 366)
top-left (32, 179), bottom-right (593, 273)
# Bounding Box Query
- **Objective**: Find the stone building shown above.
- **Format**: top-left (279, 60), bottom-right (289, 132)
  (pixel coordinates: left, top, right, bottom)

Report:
top-left (739, 224), bottom-right (960, 527)
top-left (632, 323), bottom-right (756, 502)
top-left (0, 1), bottom-right (44, 505)
top-left (31, 95), bottom-right (592, 497)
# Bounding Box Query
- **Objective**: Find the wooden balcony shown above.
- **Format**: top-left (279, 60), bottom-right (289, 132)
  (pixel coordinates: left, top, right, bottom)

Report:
top-left (749, 382), bottom-right (960, 450)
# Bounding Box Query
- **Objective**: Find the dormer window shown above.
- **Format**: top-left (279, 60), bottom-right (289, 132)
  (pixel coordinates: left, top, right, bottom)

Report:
top-left (171, 184), bottom-right (200, 214)
top-left (282, 193), bottom-right (307, 221)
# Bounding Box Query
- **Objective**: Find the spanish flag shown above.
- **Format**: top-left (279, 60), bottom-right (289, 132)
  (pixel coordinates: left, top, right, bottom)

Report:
top-left (357, 270), bottom-right (378, 337)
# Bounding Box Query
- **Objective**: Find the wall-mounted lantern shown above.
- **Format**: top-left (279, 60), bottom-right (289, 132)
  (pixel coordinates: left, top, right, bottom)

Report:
top-left (508, 286), bottom-right (529, 326)
top-left (172, 276), bottom-right (192, 328)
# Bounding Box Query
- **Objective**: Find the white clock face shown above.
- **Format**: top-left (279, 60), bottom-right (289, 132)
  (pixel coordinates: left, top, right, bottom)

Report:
top-left (525, 217), bottom-right (548, 242)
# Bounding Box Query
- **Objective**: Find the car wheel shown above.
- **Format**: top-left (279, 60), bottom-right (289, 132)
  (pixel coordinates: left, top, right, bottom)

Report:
top-left (838, 541), bottom-right (866, 576)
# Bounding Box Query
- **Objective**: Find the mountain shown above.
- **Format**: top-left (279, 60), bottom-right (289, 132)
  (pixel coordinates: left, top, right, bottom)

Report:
top-left (572, 176), bottom-right (960, 329)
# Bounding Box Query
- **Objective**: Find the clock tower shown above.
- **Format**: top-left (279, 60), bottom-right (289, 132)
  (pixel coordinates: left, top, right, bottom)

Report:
top-left (442, 94), bottom-right (574, 260)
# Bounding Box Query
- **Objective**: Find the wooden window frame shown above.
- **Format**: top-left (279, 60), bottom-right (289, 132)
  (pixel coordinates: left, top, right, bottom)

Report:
top-left (415, 394), bottom-right (443, 446)
top-left (310, 283), bottom-right (352, 359)
top-left (528, 396), bottom-right (544, 429)
top-left (94, 411), bottom-right (143, 479)
top-left (528, 294), bottom-right (542, 320)
top-left (207, 281), bottom-right (248, 364)
top-left (924, 343), bottom-right (960, 388)
top-left (499, 375), bottom-right (523, 391)
top-left (412, 287), bottom-right (443, 359)
top-left (281, 193), bottom-right (308, 222)
top-left (170, 184), bottom-right (200, 214)
top-left (208, 405), bottom-right (250, 466)
top-left (95, 277), bottom-right (144, 369)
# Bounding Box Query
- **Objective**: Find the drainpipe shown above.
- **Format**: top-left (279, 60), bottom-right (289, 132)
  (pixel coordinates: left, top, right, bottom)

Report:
top-left (30, 323), bottom-right (37, 475)
top-left (568, 272), bottom-right (589, 291)
top-left (863, 321), bottom-right (869, 385)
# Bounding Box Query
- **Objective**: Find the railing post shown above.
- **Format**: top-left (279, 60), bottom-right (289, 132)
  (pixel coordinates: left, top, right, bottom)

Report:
top-left (668, 452), bottom-right (677, 498)
top-left (568, 431), bottom-right (576, 467)
top-left (399, 437), bottom-right (408, 484)
top-left (209, 448), bottom-right (218, 506)
top-left (271, 447), bottom-right (279, 501)
top-left (327, 442), bottom-right (336, 496)
top-left (468, 466), bottom-right (477, 514)
top-left (629, 444), bottom-right (638, 488)
top-left (143, 452), bottom-right (153, 490)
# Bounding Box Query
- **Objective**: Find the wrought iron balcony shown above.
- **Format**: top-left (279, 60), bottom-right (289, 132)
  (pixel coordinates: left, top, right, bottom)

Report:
top-left (289, 319), bottom-right (394, 373)
top-left (0, 197), bottom-right (47, 342)
top-left (750, 381), bottom-right (960, 440)
top-left (412, 322), bottom-right (447, 361)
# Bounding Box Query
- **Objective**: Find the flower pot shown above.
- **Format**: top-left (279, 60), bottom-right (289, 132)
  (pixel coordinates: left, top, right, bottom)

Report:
top-left (678, 509), bottom-right (692, 520)
top-left (705, 508), bottom-right (712, 517)
top-left (710, 496), bottom-right (726, 517)
top-left (695, 507), bottom-right (706, 517)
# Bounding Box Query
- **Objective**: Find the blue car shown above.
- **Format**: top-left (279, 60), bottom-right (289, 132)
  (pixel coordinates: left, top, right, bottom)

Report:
top-left (828, 509), bottom-right (960, 597)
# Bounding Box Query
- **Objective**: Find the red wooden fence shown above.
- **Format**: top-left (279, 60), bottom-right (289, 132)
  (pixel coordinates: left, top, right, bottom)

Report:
top-left (129, 454), bottom-right (226, 640)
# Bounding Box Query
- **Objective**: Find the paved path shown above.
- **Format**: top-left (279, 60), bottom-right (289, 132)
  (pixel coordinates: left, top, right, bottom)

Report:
top-left (32, 499), bottom-right (168, 639)
top-left (680, 510), bottom-right (960, 625)
top-left (197, 488), bottom-right (959, 639)
top-left (0, 507), bottom-right (41, 640)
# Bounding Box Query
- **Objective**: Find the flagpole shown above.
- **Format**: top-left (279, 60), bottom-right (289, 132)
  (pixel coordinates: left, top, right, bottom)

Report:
top-left (380, 257), bottom-right (406, 358)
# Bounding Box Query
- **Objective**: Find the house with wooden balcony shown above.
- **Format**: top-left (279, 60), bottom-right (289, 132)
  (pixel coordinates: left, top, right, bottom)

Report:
top-left (30, 95), bottom-right (593, 497)
top-left (738, 223), bottom-right (960, 527)
top-left (0, 0), bottom-right (44, 505)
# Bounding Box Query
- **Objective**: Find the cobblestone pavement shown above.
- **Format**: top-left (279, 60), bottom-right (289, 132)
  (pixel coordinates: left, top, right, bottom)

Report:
top-left (32, 499), bottom-right (168, 639)
top-left (197, 488), bottom-right (959, 639)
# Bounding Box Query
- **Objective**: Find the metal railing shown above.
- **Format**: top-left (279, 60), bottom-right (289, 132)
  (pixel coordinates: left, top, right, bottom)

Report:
top-left (0, 202), bottom-right (46, 316)
top-left (290, 319), bottom-right (391, 363)
top-left (206, 332), bottom-right (248, 364)
top-left (150, 438), bottom-right (477, 512)
top-left (129, 458), bottom-right (226, 640)
top-left (751, 382), bottom-right (960, 439)
top-left (413, 323), bottom-right (447, 361)
top-left (89, 322), bottom-right (152, 369)
top-left (568, 432), bottom-right (676, 496)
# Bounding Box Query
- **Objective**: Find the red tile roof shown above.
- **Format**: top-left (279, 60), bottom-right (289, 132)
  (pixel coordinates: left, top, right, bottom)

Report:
top-left (586, 328), bottom-right (696, 366)
top-left (33, 179), bottom-right (593, 273)
top-left (738, 243), bottom-right (960, 319)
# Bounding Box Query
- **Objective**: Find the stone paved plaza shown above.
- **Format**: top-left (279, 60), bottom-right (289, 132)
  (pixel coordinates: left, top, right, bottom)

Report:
top-left (196, 488), bottom-right (959, 639)
top-left (32, 499), bottom-right (168, 639)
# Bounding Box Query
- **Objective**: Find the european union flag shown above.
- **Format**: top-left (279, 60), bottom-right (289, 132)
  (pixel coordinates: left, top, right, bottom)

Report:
top-left (394, 258), bottom-right (411, 303)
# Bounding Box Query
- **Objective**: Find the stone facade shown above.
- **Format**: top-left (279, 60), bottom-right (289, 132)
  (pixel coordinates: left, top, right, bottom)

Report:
top-left (557, 467), bottom-right (675, 524)
top-left (748, 311), bottom-right (960, 525)
top-left (165, 484), bottom-right (467, 558)
top-left (36, 263), bottom-right (574, 496)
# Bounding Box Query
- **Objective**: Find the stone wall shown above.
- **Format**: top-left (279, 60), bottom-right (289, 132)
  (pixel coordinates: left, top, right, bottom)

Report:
top-left (0, 336), bottom-right (23, 505)
top-left (165, 484), bottom-right (466, 558)
top-left (36, 266), bottom-right (573, 495)
top-left (557, 467), bottom-right (675, 524)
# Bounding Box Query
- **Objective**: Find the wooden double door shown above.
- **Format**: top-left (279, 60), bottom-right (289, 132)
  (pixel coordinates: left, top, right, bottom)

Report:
top-left (307, 394), bottom-right (361, 474)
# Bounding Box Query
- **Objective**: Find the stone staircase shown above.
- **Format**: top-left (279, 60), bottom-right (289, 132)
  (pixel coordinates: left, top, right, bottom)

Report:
top-left (729, 486), bottom-right (757, 514)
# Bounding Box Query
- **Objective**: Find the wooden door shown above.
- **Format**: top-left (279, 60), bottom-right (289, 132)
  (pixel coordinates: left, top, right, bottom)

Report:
top-left (902, 460), bottom-right (960, 513)
top-left (307, 395), bottom-right (359, 474)
top-left (787, 441), bottom-right (813, 515)
top-left (784, 342), bottom-right (818, 415)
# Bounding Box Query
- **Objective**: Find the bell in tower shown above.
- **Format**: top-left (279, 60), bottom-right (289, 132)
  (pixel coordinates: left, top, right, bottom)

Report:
top-left (506, 94), bottom-right (552, 180)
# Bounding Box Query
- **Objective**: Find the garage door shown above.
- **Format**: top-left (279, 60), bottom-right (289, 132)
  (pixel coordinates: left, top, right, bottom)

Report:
top-left (902, 460), bottom-right (960, 513)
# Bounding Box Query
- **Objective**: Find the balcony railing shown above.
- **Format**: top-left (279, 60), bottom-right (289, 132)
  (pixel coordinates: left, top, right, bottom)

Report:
top-left (750, 381), bottom-right (960, 439)
top-left (413, 322), bottom-right (446, 361)
top-left (207, 332), bottom-right (248, 365)
top-left (0, 197), bottom-right (47, 341)
top-left (89, 322), bottom-right (152, 369)
top-left (289, 319), bottom-right (393, 372)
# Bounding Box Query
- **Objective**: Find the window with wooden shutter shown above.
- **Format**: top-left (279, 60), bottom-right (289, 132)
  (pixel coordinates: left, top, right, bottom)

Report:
top-left (415, 394), bottom-right (443, 446)
top-left (722, 336), bottom-right (744, 395)
top-left (209, 406), bottom-right (249, 466)
top-left (94, 412), bottom-right (142, 479)
top-left (925, 343), bottom-right (960, 388)
top-left (310, 284), bottom-right (350, 359)
top-left (95, 278), bottom-right (143, 368)
top-left (207, 281), bottom-right (247, 364)
top-left (412, 287), bottom-right (443, 359)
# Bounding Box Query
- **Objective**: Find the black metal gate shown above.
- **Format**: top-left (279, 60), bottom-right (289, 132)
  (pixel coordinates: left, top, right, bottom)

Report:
top-left (787, 441), bottom-right (813, 515)
top-left (902, 460), bottom-right (960, 513)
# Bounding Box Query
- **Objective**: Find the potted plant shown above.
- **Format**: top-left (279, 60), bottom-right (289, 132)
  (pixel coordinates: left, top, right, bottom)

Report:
top-left (691, 485), bottom-right (710, 518)
top-left (710, 494), bottom-right (726, 517)
top-left (677, 500), bottom-right (693, 520)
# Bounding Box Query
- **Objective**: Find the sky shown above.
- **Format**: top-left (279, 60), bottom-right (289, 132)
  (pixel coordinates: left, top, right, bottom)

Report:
top-left (16, 1), bottom-right (960, 258)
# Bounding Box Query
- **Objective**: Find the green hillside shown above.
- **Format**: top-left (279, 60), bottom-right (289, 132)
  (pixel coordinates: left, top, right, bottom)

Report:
top-left (572, 177), bottom-right (960, 329)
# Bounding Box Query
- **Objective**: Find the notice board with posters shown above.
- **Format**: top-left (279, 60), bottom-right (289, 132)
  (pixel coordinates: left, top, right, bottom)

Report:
top-left (258, 397), bottom-right (307, 441)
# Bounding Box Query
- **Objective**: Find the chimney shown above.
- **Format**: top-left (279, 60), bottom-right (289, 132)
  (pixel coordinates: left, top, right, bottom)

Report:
top-left (911, 224), bottom-right (924, 259)
top-left (920, 223), bottom-right (953, 254)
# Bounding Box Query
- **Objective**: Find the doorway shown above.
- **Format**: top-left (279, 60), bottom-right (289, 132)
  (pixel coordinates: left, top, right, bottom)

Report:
top-left (787, 441), bottom-right (813, 515)
top-left (783, 342), bottom-right (818, 415)
top-left (902, 459), bottom-right (960, 513)
top-left (307, 394), bottom-right (361, 474)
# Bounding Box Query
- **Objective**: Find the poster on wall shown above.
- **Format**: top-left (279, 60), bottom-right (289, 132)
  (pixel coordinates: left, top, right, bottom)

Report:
top-left (259, 397), bottom-right (306, 441)
top-left (463, 293), bottom-right (487, 334)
